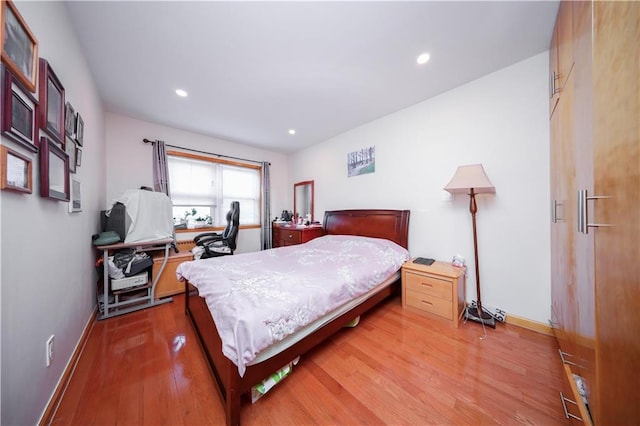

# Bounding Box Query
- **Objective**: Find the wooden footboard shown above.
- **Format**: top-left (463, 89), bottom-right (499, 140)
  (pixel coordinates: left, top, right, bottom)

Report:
top-left (185, 281), bottom-right (240, 424)
top-left (186, 279), bottom-right (400, 426)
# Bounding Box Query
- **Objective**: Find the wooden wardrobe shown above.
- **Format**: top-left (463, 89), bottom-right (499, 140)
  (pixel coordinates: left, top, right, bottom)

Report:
top-left (549, 1), bottom-right (639, 424)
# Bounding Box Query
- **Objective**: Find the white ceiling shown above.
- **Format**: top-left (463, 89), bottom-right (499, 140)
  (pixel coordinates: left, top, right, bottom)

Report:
top-left (65, 1), bottom-right (559, 153)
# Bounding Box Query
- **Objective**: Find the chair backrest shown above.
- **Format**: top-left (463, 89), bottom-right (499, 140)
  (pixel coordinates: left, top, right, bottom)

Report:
top-left (221, 201), bottom-right (240, 250)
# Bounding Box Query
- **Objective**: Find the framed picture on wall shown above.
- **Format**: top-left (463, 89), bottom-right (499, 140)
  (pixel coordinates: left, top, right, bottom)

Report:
top-left (38, 58), bottom-right (65, 147)
top-left (75, 112), bottom-right (84, 146)
top-left (0, 144), bottom-right (32, 193)
top-left (39, 136), bottom-right (69, 201)
top-left (65, 136), bottom-right (77, 173)
top-left (0, 0), bottom-right (38, 93)
top-left (64, 101), bottom-right (75, 138)
top-left (347, 145), bottom-right (376, 177)
top-left (1, 65), bottom-right (38, 152)
top-left (68, 175), bottom-right (81, 213)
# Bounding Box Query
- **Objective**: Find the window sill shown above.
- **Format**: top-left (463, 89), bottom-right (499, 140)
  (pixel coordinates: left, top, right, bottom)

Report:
top-left (175, 226), bottom-right (219, 233)
top-left (175, 224), bottom-right (261, 234)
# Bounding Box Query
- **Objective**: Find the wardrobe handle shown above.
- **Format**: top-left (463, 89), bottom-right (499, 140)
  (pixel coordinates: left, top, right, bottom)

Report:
top-left (551, 200), bottom-right (559, 223)
top-left (578, 190), bottom-right (612, 234)
top-left (558, 349), bottom-right (577, 366)
top-left (550, 71), bottom-right (560, 98)
top-left (560, 392), bottom-right (583, 421)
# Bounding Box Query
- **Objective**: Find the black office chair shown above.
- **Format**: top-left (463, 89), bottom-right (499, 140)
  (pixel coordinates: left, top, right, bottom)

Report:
top-left (194, 201), bottom-right (240, 259)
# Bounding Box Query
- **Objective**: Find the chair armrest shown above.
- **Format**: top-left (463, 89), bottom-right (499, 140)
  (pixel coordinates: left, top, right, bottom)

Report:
top-left (194, 232), bottom-right (223, 246)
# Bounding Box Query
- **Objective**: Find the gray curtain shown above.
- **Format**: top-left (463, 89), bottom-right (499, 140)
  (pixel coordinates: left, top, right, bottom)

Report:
top-left (152, 140), bottom-right (177, 251)
top-left (152, 140), bottom-right (171, 196)
top-left (261, 162), bottom-right (272, 250)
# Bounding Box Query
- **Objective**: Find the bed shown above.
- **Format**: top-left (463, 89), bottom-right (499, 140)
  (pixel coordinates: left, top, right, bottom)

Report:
top-left (179, 209), bottom-right (410, 426)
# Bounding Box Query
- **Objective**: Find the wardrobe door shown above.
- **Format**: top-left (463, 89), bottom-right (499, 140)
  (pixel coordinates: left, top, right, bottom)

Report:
top-left (549, 70), bottom-right (577, 361)
top-left (549, 22), bottom-right (559, 117)
top-left (570, 0), bottom-right (595, 399)
top-left (591, 1), bottom-right (640, 423)
top-left (549, 1), bottom-right (574, 118)
top-left (556, 0), bottom-right (574, 92)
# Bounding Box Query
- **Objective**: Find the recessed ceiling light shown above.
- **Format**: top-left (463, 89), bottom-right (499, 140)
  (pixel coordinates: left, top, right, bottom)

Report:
top-left (417, 52), bottom-right (431, 65)
top-left (288, 129), bottom-right (296, 135)
top-left (175, 89), bottom-right (188, 97)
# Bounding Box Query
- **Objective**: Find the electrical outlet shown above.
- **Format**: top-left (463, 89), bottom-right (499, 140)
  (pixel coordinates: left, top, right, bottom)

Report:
top-left (46, 335), bottom-right (54, 367)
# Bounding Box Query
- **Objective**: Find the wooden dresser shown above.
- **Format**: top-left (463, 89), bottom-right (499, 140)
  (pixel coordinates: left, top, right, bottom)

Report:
top-left (272, 223), bottom-right (324, 248)
top-left (401, 259), bottom-right (466, 328)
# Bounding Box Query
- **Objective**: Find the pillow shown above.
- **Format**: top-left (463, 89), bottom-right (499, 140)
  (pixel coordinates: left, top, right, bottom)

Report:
top-left (92, 231), bottom-right (121, 246)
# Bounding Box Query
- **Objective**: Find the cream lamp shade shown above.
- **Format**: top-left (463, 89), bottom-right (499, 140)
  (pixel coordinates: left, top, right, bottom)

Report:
top-left (444, 164), bottom-right (496, 194)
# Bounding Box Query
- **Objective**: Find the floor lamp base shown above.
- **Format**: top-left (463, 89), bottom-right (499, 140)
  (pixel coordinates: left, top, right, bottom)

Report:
top-left (465, 306), bottom-right (496, 329)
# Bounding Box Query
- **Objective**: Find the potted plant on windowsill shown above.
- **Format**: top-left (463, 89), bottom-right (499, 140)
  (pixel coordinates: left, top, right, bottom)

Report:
top-left (193, 215), bottom-right (211, 228)
top-left (183, 208), bottom-right (212, 229)
top-left (183, 208), bottom-right (197, 229)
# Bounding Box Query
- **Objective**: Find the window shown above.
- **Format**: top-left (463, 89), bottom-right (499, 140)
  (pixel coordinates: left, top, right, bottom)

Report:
top-left (167, 151), bottom-right (261, 229)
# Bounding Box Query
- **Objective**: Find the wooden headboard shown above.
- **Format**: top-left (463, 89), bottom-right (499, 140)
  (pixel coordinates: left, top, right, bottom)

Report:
top-left (323, 209), bottom-right (410, 249)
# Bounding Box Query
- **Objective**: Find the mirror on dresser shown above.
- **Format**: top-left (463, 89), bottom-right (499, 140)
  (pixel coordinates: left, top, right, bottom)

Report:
top-left (293, 180), bottom-right (314, 222)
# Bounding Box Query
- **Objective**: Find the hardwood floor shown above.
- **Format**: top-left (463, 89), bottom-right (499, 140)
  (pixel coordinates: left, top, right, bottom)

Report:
top-left (50, 294), bottom-right (569, 425)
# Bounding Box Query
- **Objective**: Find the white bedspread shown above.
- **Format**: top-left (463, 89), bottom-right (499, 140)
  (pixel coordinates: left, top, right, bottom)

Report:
top-left (176, 235), bottom-right (410, 376)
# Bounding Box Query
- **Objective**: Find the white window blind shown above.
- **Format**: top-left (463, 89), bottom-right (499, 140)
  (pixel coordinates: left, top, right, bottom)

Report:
top-left (167, 153), bottom-right (261, 227)
top-left (222, 165), bottom-right (260, 225)
top-left (168, 156), bottom-right (220, 206)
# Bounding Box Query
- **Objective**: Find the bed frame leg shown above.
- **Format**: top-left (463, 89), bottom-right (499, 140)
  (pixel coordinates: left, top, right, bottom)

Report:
top-left (226, 387), bottom-right (241, 426)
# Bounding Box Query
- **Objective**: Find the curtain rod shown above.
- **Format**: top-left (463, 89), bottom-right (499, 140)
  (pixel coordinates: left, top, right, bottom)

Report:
top-left (143, 138), bottom-right (269, 165)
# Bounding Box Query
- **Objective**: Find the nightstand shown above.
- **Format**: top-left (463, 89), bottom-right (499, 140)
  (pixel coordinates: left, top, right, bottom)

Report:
top-left (401, 259), bottom-right (466, 327)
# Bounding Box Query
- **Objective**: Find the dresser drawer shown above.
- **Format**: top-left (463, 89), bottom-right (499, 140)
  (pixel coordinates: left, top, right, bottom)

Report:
top-left (300, 227), bottom-right (324, 243)
top-left (404, 271), bottom-right (452, 301)
top-left (405, 289), bottom-right (453, 320)
top-left (272, 225), bottom-right (324, 247)
top-left (278, 230), bottom-right (301, 245)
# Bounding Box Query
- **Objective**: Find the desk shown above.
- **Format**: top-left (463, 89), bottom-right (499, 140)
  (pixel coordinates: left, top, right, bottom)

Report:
top-left (96, 238), bottom-right (173, 320)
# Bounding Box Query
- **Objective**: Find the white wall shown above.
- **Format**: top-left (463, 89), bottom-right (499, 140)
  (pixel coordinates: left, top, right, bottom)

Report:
top-left (105, 113), bottom-right (289, 253)
top-left (0, 2), bottom-right (106, 425)
top-left (290, 53), bottom-right (551, 323)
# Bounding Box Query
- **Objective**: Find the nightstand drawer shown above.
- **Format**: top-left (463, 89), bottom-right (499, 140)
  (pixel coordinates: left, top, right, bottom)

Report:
top-left (404, 272), bottom-right (452, 301)
top-left (405, 289), bottom-right (453, 320)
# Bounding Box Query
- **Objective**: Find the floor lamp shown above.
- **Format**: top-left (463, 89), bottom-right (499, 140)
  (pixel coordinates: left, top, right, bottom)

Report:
top-left (444, 164), bottom-right (496, 329)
